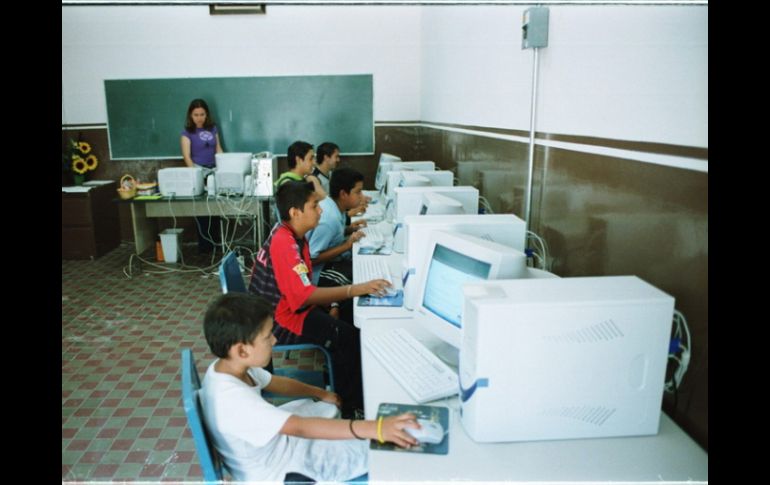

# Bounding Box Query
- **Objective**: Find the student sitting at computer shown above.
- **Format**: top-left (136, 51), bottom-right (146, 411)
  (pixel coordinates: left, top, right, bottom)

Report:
top-left (275, 140), bottom-right (327, 199)
top-left (248, 180), bottom-right (393, 418)
top-left (200, 292), bottom-right (419, 482)
top-left (312, 141), bottom-right (338, 194)
top-left (306, 168), bottom-right (368, 323)
top-left (314, 141), bottom-right (369, 219)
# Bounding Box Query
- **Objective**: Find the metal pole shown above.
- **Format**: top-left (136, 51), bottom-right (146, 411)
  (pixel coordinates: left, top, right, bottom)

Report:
top-left (524, 47), bottom-right (540, 234)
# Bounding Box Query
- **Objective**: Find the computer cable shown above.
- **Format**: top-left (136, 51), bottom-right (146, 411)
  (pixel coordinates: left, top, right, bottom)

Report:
top-left (477, 196), bottom-right (494, 214)
top-left (664, 309), bottom-right (691, 394)
top-left (525, 230), bottom-right (550, 271)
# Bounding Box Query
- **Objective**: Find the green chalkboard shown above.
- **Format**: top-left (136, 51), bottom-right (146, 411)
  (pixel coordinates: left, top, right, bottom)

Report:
top-left (104, 75), bottom-right (373, 160)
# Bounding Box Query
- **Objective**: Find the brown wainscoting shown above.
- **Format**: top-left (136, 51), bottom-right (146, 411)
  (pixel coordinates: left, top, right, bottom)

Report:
top-left (411, 124), bottom-right (708, 451)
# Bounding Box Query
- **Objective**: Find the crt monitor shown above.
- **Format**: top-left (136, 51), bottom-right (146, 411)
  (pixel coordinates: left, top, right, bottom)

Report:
top-left (215, 152), bottom-right (252, 174)
top-left (393, 186), bottom-right (479, 224)
top-left (420, 192), bottom-right (464, 216)
top-left (414, 230), bottom-right (528, 359)
top-left (374, 153), bottom-right (402, 189)
top-left (400, 213), bottom-right (527, 309)
top-left (381, 161), bottom-right (437, 193)
top-left (385, 172), bottom-right (431, 200)
top-left (386, 170), bottom-right (453, 200)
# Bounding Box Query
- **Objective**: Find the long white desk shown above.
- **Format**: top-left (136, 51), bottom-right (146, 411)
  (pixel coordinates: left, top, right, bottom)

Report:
top-left (359, 318), bottom-right (708, 482)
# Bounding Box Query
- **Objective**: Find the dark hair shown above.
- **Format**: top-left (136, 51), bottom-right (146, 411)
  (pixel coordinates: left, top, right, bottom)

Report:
top-left (329, 167), bottom-right (364, 200)
top-left (276, 180), bottom-right (315, 221)
top-left (286, 140), bottom-right (313, 169)
top-left (184, 98), bottom-right (216, 132)
top-left (316, 142), bottom-right (339, 164)
top-left (203, 293), bottom-right (273, 358)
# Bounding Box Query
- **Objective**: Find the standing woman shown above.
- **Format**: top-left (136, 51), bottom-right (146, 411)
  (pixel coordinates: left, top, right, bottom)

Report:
top-left (181, 99), bottom-right (223, 253)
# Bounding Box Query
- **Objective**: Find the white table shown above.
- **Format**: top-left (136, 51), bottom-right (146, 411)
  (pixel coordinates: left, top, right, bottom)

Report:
top-left (360, 318), bottom-right (708, 482)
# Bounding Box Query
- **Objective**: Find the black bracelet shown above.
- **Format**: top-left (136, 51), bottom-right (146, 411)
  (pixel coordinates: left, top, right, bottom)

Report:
top-left (349, 419), bottom-right (366, 440)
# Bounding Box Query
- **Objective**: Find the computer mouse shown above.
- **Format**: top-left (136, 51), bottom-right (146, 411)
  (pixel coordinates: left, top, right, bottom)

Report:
top-left (404, 419), bottom-right (444, 445)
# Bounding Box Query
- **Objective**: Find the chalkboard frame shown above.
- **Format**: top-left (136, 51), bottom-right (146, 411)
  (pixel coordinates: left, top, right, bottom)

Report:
top-left (104, 74), bottom-right (374, 160)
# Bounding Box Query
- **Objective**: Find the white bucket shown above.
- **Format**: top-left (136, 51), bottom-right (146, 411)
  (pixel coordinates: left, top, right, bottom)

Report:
top-left (159, 228), bottom-right (184, 263)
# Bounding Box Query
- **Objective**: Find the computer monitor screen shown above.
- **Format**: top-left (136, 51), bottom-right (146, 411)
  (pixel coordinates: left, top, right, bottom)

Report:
top-left (416, 230), bottom-right (528, 353)
top-left (422, 245), bottom-right (491, 328)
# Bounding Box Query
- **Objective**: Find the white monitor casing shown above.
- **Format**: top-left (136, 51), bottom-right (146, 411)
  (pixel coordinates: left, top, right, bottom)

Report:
top-left (401, 214), bottom-right (527, 309)
top-left (414, 230), bottom-right (528, 349)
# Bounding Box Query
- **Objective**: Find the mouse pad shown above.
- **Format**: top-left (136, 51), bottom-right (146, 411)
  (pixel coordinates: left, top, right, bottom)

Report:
top-left (370, 402), bottom-right (449, 455)
top-left (357, 290), bottom-right (403, 307)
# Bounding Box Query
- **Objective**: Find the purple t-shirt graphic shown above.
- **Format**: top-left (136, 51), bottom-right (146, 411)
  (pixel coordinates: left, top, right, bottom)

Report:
top-left (181, 126), bottom-right (218, 168)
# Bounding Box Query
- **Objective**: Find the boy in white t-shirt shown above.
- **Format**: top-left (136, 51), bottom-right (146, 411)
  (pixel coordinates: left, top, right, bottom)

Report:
top-left (199, 292), bottom-right (419, 482)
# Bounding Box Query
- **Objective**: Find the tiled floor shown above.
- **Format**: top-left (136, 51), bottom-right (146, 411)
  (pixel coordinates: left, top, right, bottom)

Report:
top-left (62, 243), bottom-right (324, 482)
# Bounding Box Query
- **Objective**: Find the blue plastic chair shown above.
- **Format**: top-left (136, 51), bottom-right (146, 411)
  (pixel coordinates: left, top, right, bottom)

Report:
top-left (183, 349), bottom-right (348, 484)
top-left (218, 251), bottom-right (335, 391)
top-left (181, 348), bottom-right (225, 484)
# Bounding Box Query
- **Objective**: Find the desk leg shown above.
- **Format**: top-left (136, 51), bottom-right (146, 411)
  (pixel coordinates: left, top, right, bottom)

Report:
top-left (130, 203), bottom-right (156, 255)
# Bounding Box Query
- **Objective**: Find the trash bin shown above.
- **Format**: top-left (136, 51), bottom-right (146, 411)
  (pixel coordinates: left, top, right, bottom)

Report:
top-left (159, 228), bottom-right (184, 263)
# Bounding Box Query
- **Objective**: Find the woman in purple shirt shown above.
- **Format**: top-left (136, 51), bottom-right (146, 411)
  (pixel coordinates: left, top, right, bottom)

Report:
top-left (180, 98), bottom-right (223, 252)
top-left (181, 98), bottom-right (223, 168)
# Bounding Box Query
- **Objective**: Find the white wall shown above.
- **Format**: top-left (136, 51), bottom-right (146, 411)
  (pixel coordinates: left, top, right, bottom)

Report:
top-left (420, 5), bottom-right (708, 148)
top-left (63, 5), bottom-right (708, 148)
top-left (62, 6), bottom-right (423, 124)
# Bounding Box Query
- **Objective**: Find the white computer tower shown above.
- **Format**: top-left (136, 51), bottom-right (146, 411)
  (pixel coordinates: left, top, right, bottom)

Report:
top-left (459, 276), bottom-right (674, 443)
top-left (251, 153), bottom-right (278, 197)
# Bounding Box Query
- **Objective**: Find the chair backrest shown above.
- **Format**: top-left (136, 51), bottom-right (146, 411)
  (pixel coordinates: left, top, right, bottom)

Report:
top-left (219, 251), bottom-right (247, 294)
top-left (181, 349), bottom-right (225, 483)
top-left (218, 251), bottom-right (336, 393)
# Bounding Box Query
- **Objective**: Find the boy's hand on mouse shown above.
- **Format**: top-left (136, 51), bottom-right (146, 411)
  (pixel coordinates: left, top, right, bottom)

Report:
top-left (361, 279), bottom-right (392, 297)
top-left (318, 390), bottom-right (342, 409)
top-left (350, 219), bottom-right (367, 230)
top-left (383, 413), bottom-right (420, 448)
top-left (347, 230), bottom-right (365, 246)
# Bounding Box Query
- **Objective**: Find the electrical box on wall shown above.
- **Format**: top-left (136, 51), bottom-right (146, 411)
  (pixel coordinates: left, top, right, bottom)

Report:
top-left (522, 7), bottom-right (549, 49)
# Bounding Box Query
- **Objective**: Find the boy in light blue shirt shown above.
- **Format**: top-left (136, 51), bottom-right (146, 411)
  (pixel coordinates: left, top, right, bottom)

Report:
top-left (308, 168), bottom-right (367, 291)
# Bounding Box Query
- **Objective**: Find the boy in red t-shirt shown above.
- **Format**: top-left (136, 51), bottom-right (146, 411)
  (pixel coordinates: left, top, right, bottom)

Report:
top-left (249, 180), bottom-right (392, 417)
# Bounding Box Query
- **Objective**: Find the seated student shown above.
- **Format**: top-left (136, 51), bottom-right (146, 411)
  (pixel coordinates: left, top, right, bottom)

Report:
top-left (248, 181), bottom-right (394, 418)
top-left (307, 168), bottom-right (369, 324)
top-left (275, 140), bottom-right (327, 199)
top-left (313, 141), bottom-right (368, 221)
top-left (307, 167), bottom-right (368, 286)
top-left (312, 141), bottom-right (339, 194)
top-left (200, 292), bottom-right (419, 482)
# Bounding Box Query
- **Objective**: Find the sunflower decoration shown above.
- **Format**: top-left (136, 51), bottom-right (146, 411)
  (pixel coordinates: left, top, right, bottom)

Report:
top-left (63, 138), bottom-right (99, 179)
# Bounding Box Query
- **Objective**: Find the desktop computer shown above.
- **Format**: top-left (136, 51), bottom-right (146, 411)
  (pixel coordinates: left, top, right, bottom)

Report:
top-left (374, 153), bottom-right (402, 189)
top-left (392, 186), bottom-right (479, 251)
top-left (459, 276), bottom-right (674, 443)
top-left (384, 170), bottom-right (454, 201)
top-left (401, 214), bottom-right (527, 310)
top-left (413, 230), bottom-right (528, 365)
top-left (215, 152), bottom-right (252, 195)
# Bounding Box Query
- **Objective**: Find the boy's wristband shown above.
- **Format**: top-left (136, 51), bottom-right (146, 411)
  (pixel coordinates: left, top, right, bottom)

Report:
top-left (376, 416), bottom-right (385, 444)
